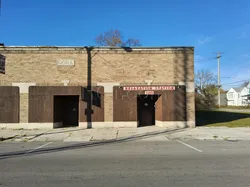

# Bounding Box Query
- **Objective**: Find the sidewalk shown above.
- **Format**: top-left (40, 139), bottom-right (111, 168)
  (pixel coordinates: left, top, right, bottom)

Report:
top-left (1, 126), bottom-right (250, 142)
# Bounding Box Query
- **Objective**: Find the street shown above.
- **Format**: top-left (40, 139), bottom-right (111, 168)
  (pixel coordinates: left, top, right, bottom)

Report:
top-left (1, 140), bottom-right (250, 187)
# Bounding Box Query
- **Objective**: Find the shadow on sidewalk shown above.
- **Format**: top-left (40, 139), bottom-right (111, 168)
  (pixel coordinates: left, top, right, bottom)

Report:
top-left (0, 128), bottom-right (187, 160)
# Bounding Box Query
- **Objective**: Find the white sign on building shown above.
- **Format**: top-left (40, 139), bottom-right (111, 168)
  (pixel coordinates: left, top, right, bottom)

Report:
top-left (57, 59), bottom-right (75, 66)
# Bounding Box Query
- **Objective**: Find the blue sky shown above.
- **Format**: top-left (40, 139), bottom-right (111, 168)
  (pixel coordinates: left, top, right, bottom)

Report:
top-left (0, 0), bottom-right (250, 90)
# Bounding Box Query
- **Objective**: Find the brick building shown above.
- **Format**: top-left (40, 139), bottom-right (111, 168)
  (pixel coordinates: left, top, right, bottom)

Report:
top-left (0, 46), bottom-right (195, 129)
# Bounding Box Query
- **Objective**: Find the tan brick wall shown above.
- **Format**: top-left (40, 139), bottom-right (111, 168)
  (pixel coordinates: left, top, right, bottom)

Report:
top-left (0, 47), bottom-right (194, 124)
top-left (104, 93), bottom-right (113, 121)
top-left (0, 53), bottom-right (88, 86)
top-left (186, 93), bottom-right (195, 121)
top-left (20, 93), bottom-right (28, 123)
top-left (0, 48), bottom-right (194, 85)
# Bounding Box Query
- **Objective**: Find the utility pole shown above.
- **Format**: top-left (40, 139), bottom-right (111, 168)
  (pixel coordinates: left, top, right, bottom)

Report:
top-left (216, 52), bottom-right (222, 108)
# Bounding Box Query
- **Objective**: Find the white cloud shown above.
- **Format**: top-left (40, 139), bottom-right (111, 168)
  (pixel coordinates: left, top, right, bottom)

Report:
top-left (236, 24), bottom-right (250, 39)
top-left (240, 53), bottom-right (249, 58)
top-left (197, 36), bottom-right (212, 45)
top-left (227, 70), bottom-right (250, 82)
top-left (195, 24), bottom-right (249, 45)
top-left (194, 55), bottom-right (204, 62)
top-left (237, 31), bottom-right (249, 39)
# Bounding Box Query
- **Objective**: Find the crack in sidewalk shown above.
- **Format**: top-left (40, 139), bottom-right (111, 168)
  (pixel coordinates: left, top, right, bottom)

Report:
top-left (116, 129), bottom-right (119, 139)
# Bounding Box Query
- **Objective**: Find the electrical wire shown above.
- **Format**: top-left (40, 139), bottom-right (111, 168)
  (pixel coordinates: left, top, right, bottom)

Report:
top-left (195, 57), bottom-right (217, 63)
top-left (221, 79), bottom-right (250, 86)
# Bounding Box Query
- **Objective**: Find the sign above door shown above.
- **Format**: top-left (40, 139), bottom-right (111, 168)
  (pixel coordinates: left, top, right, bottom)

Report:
top-left (123, 86), bottom-right (175, 91)
top-left (145, 91), bottom-right (155, 95)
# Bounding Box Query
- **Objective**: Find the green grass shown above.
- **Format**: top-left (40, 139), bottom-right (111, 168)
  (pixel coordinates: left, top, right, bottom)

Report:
top-left (206, 117), bottom-right (250, 127)
top-left (196, 110), bottom-right (250, 127)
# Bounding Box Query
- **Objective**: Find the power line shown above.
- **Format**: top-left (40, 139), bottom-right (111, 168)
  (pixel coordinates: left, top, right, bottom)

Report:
top-left (222, 79), bottom-right (250, 85)
top-left (223, 84), bottom-right (246, 87)
top-left (213, 52), bottom-right (225, 55)
top-left (195, 57), bottom-right (216, 63)
top-left (221, 79), bottom-right (250, 86)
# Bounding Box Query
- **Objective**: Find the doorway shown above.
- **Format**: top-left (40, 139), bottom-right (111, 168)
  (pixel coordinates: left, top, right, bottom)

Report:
top-left (54, 95), bottom-right (79, 128)
top-left (137, 95), bottom-right (160, 127)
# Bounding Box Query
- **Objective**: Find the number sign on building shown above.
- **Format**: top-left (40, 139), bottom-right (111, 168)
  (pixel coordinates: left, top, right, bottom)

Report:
top-left (145, 91), bottom-right (155, 95)
top-left (57, 59), bottom-right (75, 66)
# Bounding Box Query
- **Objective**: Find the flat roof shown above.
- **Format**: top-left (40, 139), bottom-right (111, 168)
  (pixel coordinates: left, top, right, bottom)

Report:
top-left (0, 46), bottom-right (194, 50)
top-left (0, 45), bottom-right (194, 48)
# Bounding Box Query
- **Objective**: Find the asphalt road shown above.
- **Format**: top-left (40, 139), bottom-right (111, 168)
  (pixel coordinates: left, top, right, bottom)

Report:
top-left (1, 140), bottom-right (250, 187)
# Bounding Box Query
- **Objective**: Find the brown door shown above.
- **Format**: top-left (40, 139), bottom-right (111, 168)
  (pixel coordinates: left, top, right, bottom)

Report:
top-left (137, 95), bottom-right (157, 127)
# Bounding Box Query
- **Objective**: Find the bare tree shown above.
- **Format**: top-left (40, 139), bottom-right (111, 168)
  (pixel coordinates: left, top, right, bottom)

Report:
top-left (123, 38), bottom-right (141, 47)
top-left (95, 29), bottom-right (141, 47)
top-left (195, 69), bottom-right (218, 108)
top-left (95, 29), bottom-right (123, 47)
top-left (195, 69), bottom-right (216, 90)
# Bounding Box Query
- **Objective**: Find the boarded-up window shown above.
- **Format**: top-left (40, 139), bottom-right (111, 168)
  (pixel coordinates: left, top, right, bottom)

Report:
top-left (0, 86), bottom-right (20, 123)
top-left (81, 87), bottom-right (102, 108)
top-left (0, 54), bottom-right (5, 74)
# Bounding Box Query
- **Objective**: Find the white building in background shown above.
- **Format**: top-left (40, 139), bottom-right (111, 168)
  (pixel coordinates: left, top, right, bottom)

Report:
top-left (226, 83), bottom-right (250, 106)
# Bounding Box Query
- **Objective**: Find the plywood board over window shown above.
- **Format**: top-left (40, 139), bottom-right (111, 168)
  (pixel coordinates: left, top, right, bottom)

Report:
top-left (0, 86), bottom-right (20, 123)
top-left (0, 54), bottom-right (5, 74)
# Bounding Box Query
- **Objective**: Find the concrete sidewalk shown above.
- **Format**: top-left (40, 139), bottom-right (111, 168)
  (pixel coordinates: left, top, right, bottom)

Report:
top-left (1, 126), bottom-right (250, 142)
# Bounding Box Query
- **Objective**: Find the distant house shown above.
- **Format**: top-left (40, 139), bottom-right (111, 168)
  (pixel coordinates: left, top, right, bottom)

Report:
top-left (215, 93), bottom-right (227, 106)
top-left (226, 83), bottom-right (250, 106)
